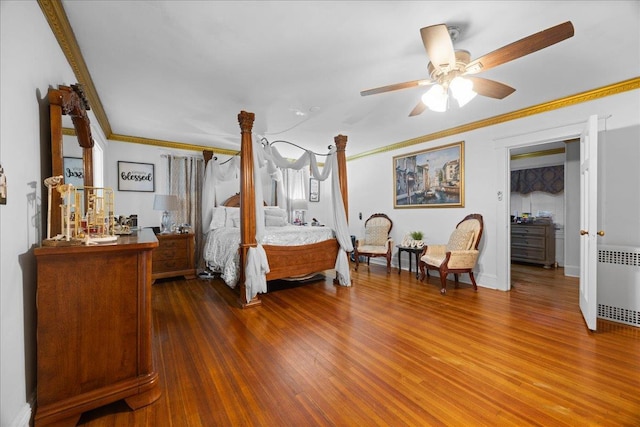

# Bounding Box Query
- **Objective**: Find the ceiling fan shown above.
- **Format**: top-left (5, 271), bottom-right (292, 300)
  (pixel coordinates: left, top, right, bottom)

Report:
top-left (360, 21), bottom-right (574, 116)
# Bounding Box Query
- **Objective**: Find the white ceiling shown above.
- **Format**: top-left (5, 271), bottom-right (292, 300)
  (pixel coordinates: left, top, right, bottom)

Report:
top-left (61, 1), bottom-right (640, 158)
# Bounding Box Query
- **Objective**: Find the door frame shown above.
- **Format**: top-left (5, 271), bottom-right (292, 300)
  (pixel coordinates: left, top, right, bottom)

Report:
top-left (494, 121), bottom-right (588, 291)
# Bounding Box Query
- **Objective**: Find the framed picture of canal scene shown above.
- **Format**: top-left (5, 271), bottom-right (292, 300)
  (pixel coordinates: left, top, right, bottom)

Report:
top-left (393, 141), bottom-right (464, 208)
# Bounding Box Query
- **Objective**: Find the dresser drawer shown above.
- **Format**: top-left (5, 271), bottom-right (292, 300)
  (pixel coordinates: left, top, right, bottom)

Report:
top-left (512, 235), bottom-right (545, 248)
top-left (512, 246), bottom-right (546, 261)
top-left (510, 223), bottom-right (555, 268)
top-left (511, 225), bottom-right (546, 237)
top-left (153, 243), bottom-right (188, 262)
top-left (154, 257), bottom-right (189, 273)
top-left (151, 233), bottom-right (196, 281)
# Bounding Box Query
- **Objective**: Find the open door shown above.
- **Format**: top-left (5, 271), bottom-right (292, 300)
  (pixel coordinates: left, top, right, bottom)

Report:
top-left (579, 115), bottom-right (599, 331)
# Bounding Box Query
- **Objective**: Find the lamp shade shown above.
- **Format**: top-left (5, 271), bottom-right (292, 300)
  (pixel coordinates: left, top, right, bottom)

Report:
top-left (154, 194), bottom-right (178, 211)
top-left (421, 84), bottom-right (448, 112)
top-left (449, 76), bottom-right (477, 107)
top-left (291, 199), bottom-right (308, 210)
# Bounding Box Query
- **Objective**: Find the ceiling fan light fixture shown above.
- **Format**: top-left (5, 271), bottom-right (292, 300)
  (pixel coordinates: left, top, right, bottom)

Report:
top-left (449, 76), bottom-right (477, 107)
top-left (421, 84), bottom-right (448, 112)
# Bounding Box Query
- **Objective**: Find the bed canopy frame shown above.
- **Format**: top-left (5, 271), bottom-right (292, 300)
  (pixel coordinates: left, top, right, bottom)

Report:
top-left (204, 111), bottom-right (350, 308)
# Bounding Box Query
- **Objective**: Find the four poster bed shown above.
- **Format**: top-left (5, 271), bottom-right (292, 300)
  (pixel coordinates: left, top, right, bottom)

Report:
top-left (202, 111), bottom-right (352, 308)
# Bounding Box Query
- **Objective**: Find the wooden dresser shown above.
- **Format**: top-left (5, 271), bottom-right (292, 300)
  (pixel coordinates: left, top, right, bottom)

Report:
top-left (511, 222), bottom-right (556, 268)
top-left (34, 229), bottom-right (160, 426)
top-left (152, 232), bottom-right (196, 282)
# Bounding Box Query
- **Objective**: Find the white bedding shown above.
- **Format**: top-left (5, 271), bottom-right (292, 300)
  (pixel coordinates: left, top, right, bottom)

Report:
top-left (204, 225), bottom-right (335, 288)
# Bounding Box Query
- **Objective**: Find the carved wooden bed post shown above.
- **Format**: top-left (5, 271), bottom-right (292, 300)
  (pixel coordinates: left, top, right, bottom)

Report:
top-left (334, 134), bottom-right (348, 219)
top-left (203, 150), bottom-right (214, 165)
top-left (237, 111), bottom-right (262, 308)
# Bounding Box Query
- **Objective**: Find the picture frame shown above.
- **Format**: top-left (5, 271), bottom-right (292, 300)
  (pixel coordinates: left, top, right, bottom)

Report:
top-left (393, 141), bottom-right (464, 208)
top-left (309, 178), bottom-right (320, 202)
top-left (117, 161), bottom-right (155, 192)
top-left (63, 156), bottom-right (84, 188)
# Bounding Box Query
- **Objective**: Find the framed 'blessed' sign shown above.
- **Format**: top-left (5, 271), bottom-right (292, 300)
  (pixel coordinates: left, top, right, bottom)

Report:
top-left (117, 161), bottom-right (155, 192)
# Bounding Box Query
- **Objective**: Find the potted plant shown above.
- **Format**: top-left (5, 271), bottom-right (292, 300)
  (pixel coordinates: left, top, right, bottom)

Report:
top-left (409, 231), bottom-right (424, 247)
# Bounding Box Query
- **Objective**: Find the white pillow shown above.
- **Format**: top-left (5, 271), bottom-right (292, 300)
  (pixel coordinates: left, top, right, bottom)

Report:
top-left (225, 207), bottom-right (240, 227)
top-left (265, 216), bottom-right (287, 227)
top-left (209, 207), bottom-right (227, 230)
top-left (264, 206), bottom-right (287, 218)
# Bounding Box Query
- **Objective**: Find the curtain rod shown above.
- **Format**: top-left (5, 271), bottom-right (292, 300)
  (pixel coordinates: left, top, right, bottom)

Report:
top-left (260, 137), bottom-right (332, 157)
top-left (160, 153), bottom-right (204, 161)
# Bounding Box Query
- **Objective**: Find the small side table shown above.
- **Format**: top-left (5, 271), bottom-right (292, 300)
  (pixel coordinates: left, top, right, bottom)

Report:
top-left (152, 232), bottom-right (197, 282)
top-left (397, 245), bottom-right (424, 279)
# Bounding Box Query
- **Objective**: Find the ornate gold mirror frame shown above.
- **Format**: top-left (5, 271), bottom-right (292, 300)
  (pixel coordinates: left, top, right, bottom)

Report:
top-left (48, 83), bottom-right (93, 236)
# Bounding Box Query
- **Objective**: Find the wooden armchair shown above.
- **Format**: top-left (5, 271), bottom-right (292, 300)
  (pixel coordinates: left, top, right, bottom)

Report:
top-left (354, 213), bottom-right (393, 273)
top-left (418, 214), bottom-right (483, 294)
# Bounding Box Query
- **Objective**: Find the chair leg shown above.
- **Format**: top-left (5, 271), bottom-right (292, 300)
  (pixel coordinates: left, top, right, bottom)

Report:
top-left (454, 273), bottom-right (459, 289)
top-left (469, 272), bottom-right (478, 291)
top-left (354, 250), bottom-right (359, 271)
top-left (439, 272), bottom-right (447, 295)
top-left (418, 261), bottom-right (425, 281)
top-left (386, 253), bottom-right (391, 274)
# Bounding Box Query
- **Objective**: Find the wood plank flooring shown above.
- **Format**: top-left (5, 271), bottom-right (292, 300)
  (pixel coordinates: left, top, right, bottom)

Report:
top-left (77, 263), bottom-right (640, 426)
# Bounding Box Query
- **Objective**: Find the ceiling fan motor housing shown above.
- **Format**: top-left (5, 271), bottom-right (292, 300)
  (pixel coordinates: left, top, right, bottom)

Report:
top-left (428, 50), bottom-right (471, 85)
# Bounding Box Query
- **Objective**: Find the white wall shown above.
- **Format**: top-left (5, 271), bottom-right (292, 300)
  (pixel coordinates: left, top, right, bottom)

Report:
top-left (0, 2), bottom-right (78, 425)
top-left (347, 90), bottom-right (640, 291)
top-left (598, 125), bottom-right (640, 247)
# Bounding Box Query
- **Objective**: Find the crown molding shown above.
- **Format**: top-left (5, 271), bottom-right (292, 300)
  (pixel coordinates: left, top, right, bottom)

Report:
top-left (63, 127), bottom-right (239, 157)
top-left (348, 76), bottom-right (640, 162)
top-left (38, 0), bottom-right (112, 136)
top-left (109, 134), bottom-right (239, 156)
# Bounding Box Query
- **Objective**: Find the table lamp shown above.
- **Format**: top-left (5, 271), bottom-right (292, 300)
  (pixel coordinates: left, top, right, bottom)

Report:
top-left (154, 194), bottom-right (178, 234)
top-left (291, 199), bottom-right (308, 225)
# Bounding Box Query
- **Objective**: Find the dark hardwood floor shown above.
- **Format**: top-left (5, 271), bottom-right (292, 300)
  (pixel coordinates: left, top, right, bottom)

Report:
top-left (77, 263), bottom-right (640, 426)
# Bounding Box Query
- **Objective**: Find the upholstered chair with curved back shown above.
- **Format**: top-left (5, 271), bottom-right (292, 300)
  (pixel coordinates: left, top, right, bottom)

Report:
top-left (418, 213), bottom-right (483, 294)
top-left (354, 213), bottom-right (393, 273)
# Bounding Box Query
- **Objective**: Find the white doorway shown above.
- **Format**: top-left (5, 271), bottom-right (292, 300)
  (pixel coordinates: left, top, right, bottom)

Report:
top-left (509, 141), bottom-right (569, 270)
top-left (494, 120), bottom-right (592, 293)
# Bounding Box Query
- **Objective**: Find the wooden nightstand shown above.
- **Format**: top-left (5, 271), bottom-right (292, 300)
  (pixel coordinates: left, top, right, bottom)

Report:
top-left (152, 232), bottom-right (197, 282)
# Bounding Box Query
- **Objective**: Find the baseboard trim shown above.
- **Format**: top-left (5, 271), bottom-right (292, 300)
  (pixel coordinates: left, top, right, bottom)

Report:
top-left (564, 265), bottom-right (580, 277)
top-left (9, 400), bottom-right (32, 427)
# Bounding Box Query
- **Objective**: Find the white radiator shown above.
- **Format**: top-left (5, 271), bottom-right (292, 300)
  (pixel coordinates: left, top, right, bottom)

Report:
top-left (597, 245), bottom-right (640, 327)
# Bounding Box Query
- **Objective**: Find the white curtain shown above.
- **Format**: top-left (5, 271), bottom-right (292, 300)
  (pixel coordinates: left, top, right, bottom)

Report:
top-left (201, 155), bottom-right (240, 228)
top-left (283, 168), bottom-right (308, 223)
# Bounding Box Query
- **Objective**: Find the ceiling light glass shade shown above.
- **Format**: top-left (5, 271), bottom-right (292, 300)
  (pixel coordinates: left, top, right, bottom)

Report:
top-left (449, 76), bottom-right (477, 107)
top-left (421, 84), bottom-right (448, 112)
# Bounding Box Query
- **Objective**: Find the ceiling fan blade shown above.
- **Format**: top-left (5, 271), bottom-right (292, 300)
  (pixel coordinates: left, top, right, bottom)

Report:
top-left (467, 77), bottom-right (515, 99)
top-left (360, 79), bottom-right (432, 96)
top-left (465, 21), bottom-right (574, 74)
top-left (409, 101), bottom-right (427, 117)
top-left (420, 24), bottom-right (457, 73)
